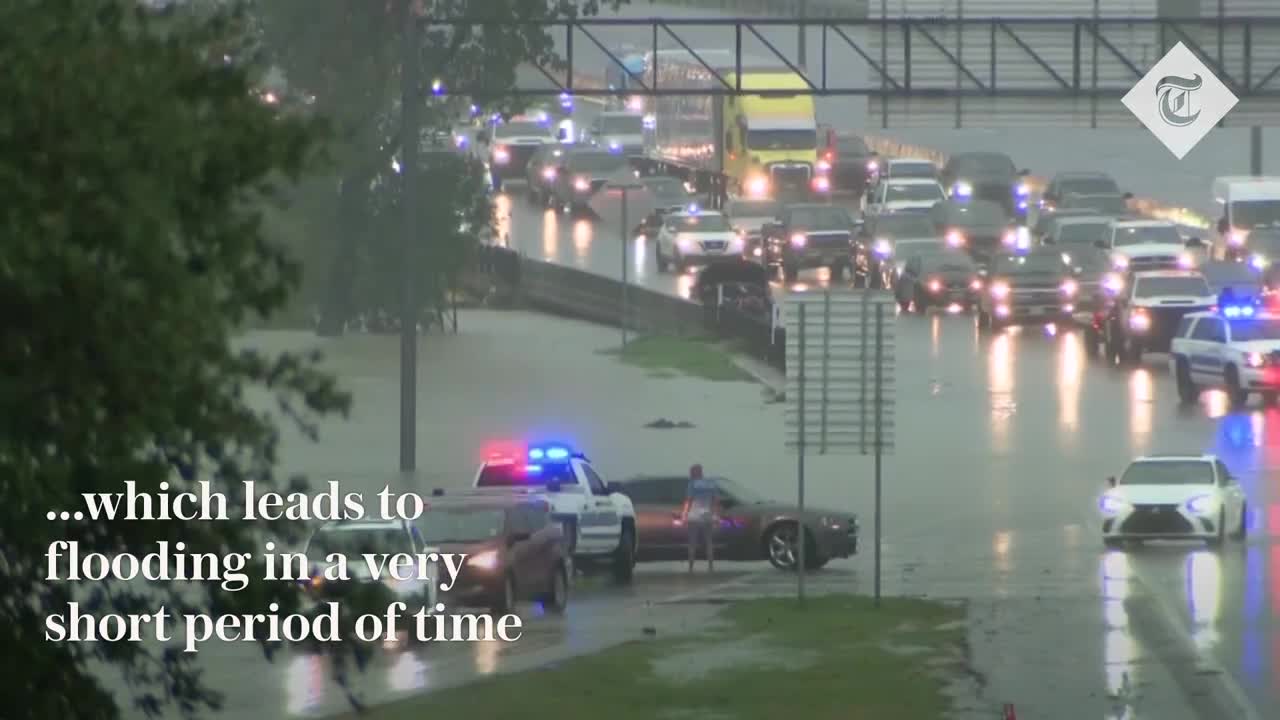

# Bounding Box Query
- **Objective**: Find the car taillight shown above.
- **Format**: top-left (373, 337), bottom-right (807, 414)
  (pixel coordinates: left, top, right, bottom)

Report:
top-left (927, 278), bottom-right (942, 293)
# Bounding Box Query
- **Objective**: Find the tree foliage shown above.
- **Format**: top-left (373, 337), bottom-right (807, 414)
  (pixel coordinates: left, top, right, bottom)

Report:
top-left (0, 1), bottom-right (353, 718)
top-left (256, 0), bottom-right (629, 330)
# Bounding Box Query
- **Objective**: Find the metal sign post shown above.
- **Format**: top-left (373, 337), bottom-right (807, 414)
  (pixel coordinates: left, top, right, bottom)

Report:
top-left (611, 181), bottom-right (643, 347)
top-left (785, 289), bottom-right (896, 606)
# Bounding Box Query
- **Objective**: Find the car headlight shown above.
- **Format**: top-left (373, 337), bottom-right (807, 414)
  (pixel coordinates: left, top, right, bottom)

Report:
top-left (1112, 254), bottom-right (1129, 270)
top-left (1099, 494), bottom-right (1129, 515)
top-left (1061, 278), bottom-right (1078, 296)
top-left (990, 281), bottom-right (1010, 299)
top-left (969, 278), bottom-right (982, 291)
top-left (1251, 254), bottom-right (1268, 270)
top-left (927, 278), bottom-right (942, 293)
top-left (1129, 309), bottom-right (1150, 331)
top-left (1102, 272), bottom-right (1124, 293)
top-left (1015, 182), bottom-right (1030, 196)
top-left (816, 159), bottom-right (832, 172)
top-left (952, 181), bottom-right (973, 198)
top-left (678, 237), bottom-right (694, 251)
top-left (1002, 229), bottom-right (1018, 247)
top-left (1184, 494), bottom-right (1219, 516)
top-left (493, 146), bottom-right (510, 164)
top-left (1229, 230), bottom-right (1248, 246)
top-left (731, 234), bottom-right (746, 250)
top-left (746, 175), bottom-right (769, 197)
top-left (866, 159), bottom-right (879, 171)
top-left (1245, 351), bottom-right (1267, 368)
top-left (541, 166), bottom-right (557, 181)
top-left (1177, 252), bottom-right (1196, 269)
top-left (945, 230), bottom-right (966, 247)
top-left (873, 239), bottom-right (892, 257)
top-left (790, 233), bottom-right (807, 247)
top-left (467, 550), bottom-right (500, 570)
top-left (573, 176), bottom-right (590, 192)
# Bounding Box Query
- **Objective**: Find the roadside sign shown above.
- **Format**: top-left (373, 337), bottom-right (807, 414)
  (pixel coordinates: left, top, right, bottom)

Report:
top-left (782, 288), bottom-right (895, 607)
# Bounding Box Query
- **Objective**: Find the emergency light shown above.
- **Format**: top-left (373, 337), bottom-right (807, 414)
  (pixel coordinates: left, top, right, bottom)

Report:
top-left (1222, 304), bottom-right (1256, 318)
top-left (528, 445), bottom-right (572, 461)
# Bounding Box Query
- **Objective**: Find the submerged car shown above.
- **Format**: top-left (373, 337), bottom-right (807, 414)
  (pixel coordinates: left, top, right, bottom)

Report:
top-left (619, 475), bottom-right (857, 570)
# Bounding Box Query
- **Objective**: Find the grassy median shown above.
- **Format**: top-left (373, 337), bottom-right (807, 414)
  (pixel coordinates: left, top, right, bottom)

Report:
top-left (600, 335), bottom-right (751, 382)
top-left (347, 595), bottom-right (968, 720)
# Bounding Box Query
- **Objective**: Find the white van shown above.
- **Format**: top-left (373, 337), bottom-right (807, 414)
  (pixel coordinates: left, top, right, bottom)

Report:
top-left (1211, 176), bottom-right (1280, 261)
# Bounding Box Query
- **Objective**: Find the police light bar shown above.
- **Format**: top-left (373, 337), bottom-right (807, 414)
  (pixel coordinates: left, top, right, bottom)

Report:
top-left (528, 445), bottom-right (573, 461)
top-left (1223, 304), bottom-right (1256, 318)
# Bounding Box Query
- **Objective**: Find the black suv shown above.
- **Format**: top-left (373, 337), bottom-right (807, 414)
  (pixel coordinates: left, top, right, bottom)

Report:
top-left (761, 203), bottom-right (861, 282)
top-left (940, 152), bottom-right (1031, 220)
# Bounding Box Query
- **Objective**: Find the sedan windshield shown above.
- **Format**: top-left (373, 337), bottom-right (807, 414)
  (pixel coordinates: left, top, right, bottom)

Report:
top-left (1133, 276), bottom-right (1212, 298)
top-left (1119, 461), bottom-right (1215, 486)
top-left (674, 214), bottom-right (731, 232)
top-left (951, 153), bottom-right (1015, 176)
top-left (872, 215), bottom-right (937, 239)
top-left (418, 508), bottom-right (506, 543)
top-left (995, 253), bottom-right (1064, 274)
top-left (1112, 224), bottom-right (1182, 246)
top-left (1057, 222), bottom-right (1110, 244)
top-left (495, 122), bottom-right (552, 139)
top-left (890, 162), bottom-right (936, 178)
top-left (885, 183), bottom-right (944, 202)
top-left (789, 206), bottom-right (851, 228)
top-left (566, 152), bottom-right (628, 173)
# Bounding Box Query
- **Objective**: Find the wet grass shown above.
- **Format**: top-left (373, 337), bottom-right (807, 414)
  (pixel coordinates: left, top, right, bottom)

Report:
top-left (348, 595), bottom-right (967, 720)
top-left (599, 335), bottom-right (751, 382)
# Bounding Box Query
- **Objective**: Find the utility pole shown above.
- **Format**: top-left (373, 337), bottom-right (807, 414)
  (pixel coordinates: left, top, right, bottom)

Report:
top-left (398, 0), bottom-right (421, 473)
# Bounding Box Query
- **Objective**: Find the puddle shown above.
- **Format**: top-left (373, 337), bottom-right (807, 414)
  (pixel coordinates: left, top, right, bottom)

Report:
top-left (650, 634), bottom-right (817, 683)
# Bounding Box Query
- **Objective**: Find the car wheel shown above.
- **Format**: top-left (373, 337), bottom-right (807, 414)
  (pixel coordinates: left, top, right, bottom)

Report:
top-left (1176, 358), bottom-right (1200, 404)
top-left (612, 526), bottom-right (635, 584)
top-left (1230, 503), bottom-right (1248, 541)
top-left (539, 563), bottom-right (569, 613)
top-left (490, 573), bottom-right (516, 615)
top-left (1206, 510), bottom-right (1226, 549)
top-left (1225, 365), bottom-right (1249, 408)
top-left (765, 522), bottom-right (799, 570)
top-left (913, 287), bottom-right (928, 313)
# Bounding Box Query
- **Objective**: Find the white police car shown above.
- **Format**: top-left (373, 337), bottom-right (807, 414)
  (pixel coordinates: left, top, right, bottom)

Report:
top-left (1169, 296), bottom-right (1280, 407)
top-left (655, 206), bottom-right (745, 273)
top-left (471, 444), bottom-right (637, 582)
top-left (1099, 455), bottom-right (1248, 548)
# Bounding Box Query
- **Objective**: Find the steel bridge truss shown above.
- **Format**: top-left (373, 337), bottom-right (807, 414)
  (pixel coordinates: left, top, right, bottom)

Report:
top-left (422, 16), bottom-right (1280, 100)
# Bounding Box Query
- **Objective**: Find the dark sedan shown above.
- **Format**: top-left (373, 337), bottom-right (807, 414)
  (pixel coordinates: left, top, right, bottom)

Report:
top-left (634, 175), bottom-right (694, 238)
top-left (619, 475), bottom-right (858, 570)
top-left (826, 134), bottom-right (878, 198)
top-left (929, 198), bottom-right (1017, 266)
top-left (940, 151), bottom-right (1031, 219)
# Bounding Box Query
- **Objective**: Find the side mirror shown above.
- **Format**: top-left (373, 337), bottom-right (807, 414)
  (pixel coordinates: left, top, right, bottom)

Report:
top-left (1106, 476), bottom-right (1117, 488)
top-left (546, 480), bottom-right (562, 493)
top-left (476, 130), bottom-right (491, 144)
top-left (1094, 239), bottom-right (1108, 249)
top-left (1122, 191), bottom-right (1134, 200)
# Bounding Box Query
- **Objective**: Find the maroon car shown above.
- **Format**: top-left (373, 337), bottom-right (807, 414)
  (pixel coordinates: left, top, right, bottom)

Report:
top-left (419, 496), bottom-right (570, 615)
top-left (620, 475), bottom-right (858, 571)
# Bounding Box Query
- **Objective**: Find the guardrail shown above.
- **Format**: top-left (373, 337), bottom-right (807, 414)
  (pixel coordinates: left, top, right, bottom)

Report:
top-left (472, 245), bottom-right (787, 370)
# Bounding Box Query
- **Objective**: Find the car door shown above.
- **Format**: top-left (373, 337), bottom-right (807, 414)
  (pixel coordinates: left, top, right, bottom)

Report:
top-left (624, 477), bottom-right (688, 560)
top-left (525, 504), bottom-right (562, 583)
top-left (575, 460), bottom-right (622, 554)
top-left (504, 507), bottom-right (538, 597)
top-left (1188, 317), bottom-right (1226, 384)
top-left (710, 480), bottom-right (753, 559)
top-left (1214, 460), bottom-right (1246, 527)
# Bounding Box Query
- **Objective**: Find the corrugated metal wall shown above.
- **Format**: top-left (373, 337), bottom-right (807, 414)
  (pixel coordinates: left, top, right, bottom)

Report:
top-left (864, 1), bottom-right (1161, 127)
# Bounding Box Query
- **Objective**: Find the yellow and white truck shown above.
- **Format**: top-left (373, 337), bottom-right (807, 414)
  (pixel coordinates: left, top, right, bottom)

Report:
top-left (634, 49), bottom-right (827, 201)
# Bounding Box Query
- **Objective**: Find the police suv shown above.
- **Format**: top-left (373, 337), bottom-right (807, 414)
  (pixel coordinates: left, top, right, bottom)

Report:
top-left (1103, 270), bottom-right (1216, 365)
top-left (471, 445), bottom-right (637, 582)
top-left (1169, 297), bottom-right (1280, 407)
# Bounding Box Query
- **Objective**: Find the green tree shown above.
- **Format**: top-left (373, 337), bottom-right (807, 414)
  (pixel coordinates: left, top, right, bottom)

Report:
top-left (0, 1), bottom-right (357, 718)
top-left (257, 0), bottom-right (628, 333)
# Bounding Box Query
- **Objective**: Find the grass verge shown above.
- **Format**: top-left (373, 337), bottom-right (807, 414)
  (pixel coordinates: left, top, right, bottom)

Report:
top-left (343, 595), bottom-right (967, 720)
top-left (599, 335), bottom-right (752, 382)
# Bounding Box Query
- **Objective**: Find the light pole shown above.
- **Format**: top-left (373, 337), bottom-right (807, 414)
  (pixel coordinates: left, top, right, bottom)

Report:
top-left (612, 181), bottom-right (643, 348)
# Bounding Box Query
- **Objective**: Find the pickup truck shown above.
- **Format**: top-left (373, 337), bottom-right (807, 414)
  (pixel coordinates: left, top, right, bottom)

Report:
top-left (470, 445), bottom-right (637, 582)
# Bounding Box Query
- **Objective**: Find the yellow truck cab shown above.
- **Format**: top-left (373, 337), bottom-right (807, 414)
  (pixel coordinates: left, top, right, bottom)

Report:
top-left (718, 72), bottom-right (823, 200)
